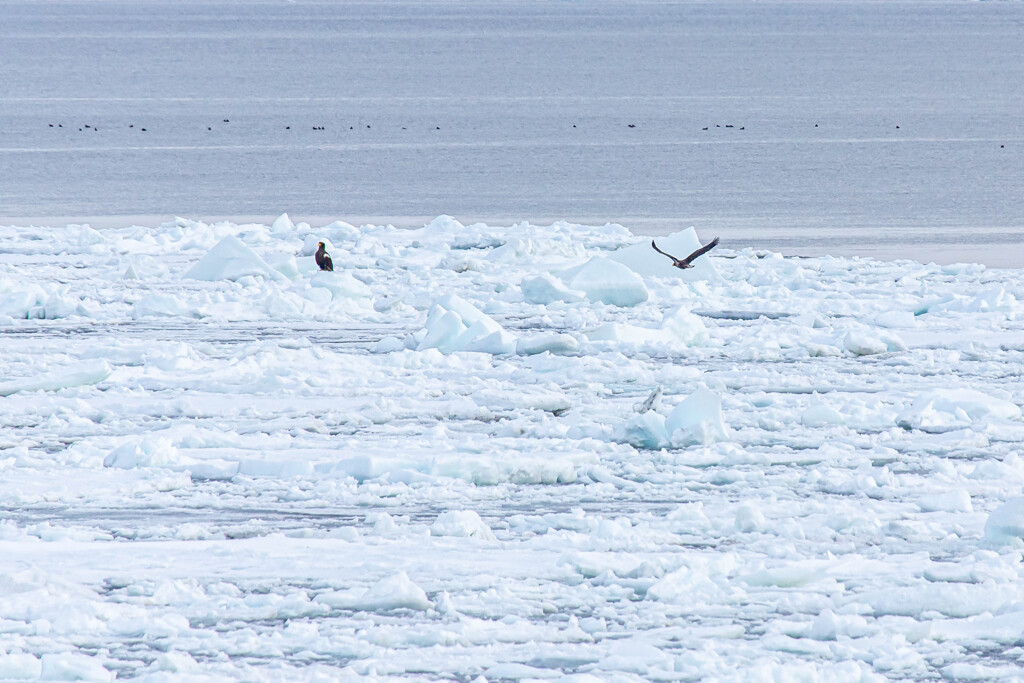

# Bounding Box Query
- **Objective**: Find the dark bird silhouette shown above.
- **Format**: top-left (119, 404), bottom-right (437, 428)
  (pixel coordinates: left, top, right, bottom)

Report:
top-left (651, 237), bottom-right (720, 269)
top-left (315, 242), bottom-right (334, 271)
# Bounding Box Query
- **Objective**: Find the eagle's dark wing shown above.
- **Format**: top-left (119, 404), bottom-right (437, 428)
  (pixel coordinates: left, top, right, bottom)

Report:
top-left (323, 253), bottom-right (334, 271)
top-left (651, 240), bottom-right (682, 267)
top-left (678, 236), bottom-right (720, 267)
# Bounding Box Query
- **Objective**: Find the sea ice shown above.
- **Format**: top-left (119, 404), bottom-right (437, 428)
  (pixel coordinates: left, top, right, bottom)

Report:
top-left (1, 215), bottom-right (1023, 681)
top-left (665, 388), bottom-right (730, 446)
top-left (558, 256), bottom-right (649, 306)
top-left (184, 234), bottom-right (283, 281)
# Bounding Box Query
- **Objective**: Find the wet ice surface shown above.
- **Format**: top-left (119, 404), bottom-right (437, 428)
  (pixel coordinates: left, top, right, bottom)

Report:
top-left (3, 216), bottom-right (1024, 681)
top-left (2, 0), bottom-right (1023, 265)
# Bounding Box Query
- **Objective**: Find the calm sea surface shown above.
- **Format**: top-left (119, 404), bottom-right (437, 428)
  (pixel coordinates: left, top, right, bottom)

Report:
top-left (1, 0), bottom-right (1022, 265)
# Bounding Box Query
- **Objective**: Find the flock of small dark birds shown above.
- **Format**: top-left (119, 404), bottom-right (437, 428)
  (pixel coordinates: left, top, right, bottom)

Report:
top-left (44, 121), bottom-right (758, 134)
top-left (42, 121), bottom-right (1012, 150)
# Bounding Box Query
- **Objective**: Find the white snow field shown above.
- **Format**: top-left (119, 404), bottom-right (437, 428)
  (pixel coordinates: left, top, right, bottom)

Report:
top-left (2, 215), bottom-right (1024, 681)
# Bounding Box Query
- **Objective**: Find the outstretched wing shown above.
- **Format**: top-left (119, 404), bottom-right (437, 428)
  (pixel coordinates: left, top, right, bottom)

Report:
top-left (650, 240), bottom-right (681, 266)
top-left (678, 236), bottom-right (720, 267)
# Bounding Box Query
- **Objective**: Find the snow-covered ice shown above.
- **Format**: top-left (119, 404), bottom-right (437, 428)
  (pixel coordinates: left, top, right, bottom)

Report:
top-left (2, 214), bottom-right (1024, 680)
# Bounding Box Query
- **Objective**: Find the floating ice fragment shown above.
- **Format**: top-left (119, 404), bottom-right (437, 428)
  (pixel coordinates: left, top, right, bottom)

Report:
top-left (40, 653), bottom-right (114, 682)
top-left (485, 236), bottom-right (532, 261)
top-left (431, 510), bottom-right (497, 540)
top-left (897, 388), bottom-right (1021, 432)
top-left (373, 336), bottom-right (406, 353)
top-left (917, 490), bottom-right (972, 513)
top-left (184, 235), bottom-right (282, 281)
top-left (843, 330), bottom-right (902, 356)
top-left (132, 293), bottom-right (198, 318)
top-left (516, 332), bottom-right (579, 356)
top-left (521, 272), bottom-right (585, 304)
top-left (801, 397), bottom-right (847, 427)
top-left (412, 295), bottom-right (515, 354)
top-left (309, 270), bottom-right (372, 300)
top-left (666, 388), bottom-right (730, 446)
top-left (983, 496), bottom-right (1024, 545)
top-left (76, 224), bottom-right (106, 247)
top-left (103, 437), bottom-right (180, 469)
top-left (734, 503), bottom-right (766, 532)
top-left (924, 287), bottom-right (1017, 314)
top-left (586, 306), bottom-right (706, 350)
top-left (616, 411), bottom-right (669, 450)
top-left (484, 663), bottom-right (562, 680)
top-left (0, 359), bottom-right (111, 397)
top-left (271, 212), bottom-right (295, 234)
top-left (0, 653), bottom-right (41, 680)
top-left (353, 572), bottom-right (431, 612)
top-left (559, 256), bottom-right (648, 306)
top-left (932, 609), bottom-right (1024, 645)
top-left (874, 310), bottom-right (917, 328)
top-left (146, 651), bottom-right (199, 674)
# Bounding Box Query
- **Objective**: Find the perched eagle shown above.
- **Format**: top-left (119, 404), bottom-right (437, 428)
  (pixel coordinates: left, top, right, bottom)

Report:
top-left (651, 236), bottom-right (719, 269)
top-left (315, 242), bottom-right (334, 271)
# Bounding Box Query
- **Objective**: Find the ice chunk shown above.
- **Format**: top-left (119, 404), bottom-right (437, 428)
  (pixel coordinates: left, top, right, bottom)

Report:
top-left (559, 256), bottom-right (649, 306)
top-left (40, 653), bottom-right (114, 682)
top-left (918, 490), bottom-right (972, 513)
top-left (353, 572), bottom-right (431, 611)
top-left (184, 235), bottom-right (282, 281)
top-left (983, 496), bottom-right (1024, 545)
top-left (897, 388), bottom-right (1021, 432)
top-left (485, 236), bottom-right (532, 262)
top-left (0, 653), bottom-right (41, 680)
top-left (132, 293), bottom-right (197, 318)
top-left (430, 510), bottom-right (497, 540)
top-left (925, 287), bottom-right (1017, 314)
top-left (75, 224), bottom-right (106, 247)
top-left (309, 270), bottom-right (372, 299)
top-left (412, 295), bottom-right (515, 354)
top-left (666, 388), bottom-right (730, 446)
top-left (271, 212), bottom-right (295, 234)
top-left (610, 227), bottom-right (720, 280)
top-left (586, 306), bottom-right (706, 349)
top-left (843, 329), bottom-right (906, 355)
top-left (616, 410), bottom-right (669, 449)
top-left (461, 327), bottom-right (517, 355)
top-left (416, 308), bottom-right (467, 353)
top-left (516, 333), bottom-right (580, 356)
top-left (875, 310), bottom-right (917, 328)
top-left (0, 359), bottom-right (111, 397)
top-left (520, 272), bottom-right (585, 304)
top-left (0, 288), bottom-right (44, 318)
top-left (103, 437), bottom-right (181, 469)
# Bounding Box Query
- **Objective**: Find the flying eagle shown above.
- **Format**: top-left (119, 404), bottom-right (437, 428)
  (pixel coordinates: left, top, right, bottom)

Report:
top-left (651, 236), bottom-right (719, 269)
top-left (315, 242), bottom-right (334, 271)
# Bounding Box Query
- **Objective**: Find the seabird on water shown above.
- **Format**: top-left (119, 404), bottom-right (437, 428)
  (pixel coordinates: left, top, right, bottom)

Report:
top-left (315, 242), bottom-right (334, 272)
top-left (651, 236), bottom-right (720, 269)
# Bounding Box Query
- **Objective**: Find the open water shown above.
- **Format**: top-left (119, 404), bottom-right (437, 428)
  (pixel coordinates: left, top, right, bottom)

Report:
top-left (1, 0), bottom-right (1022, 264)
